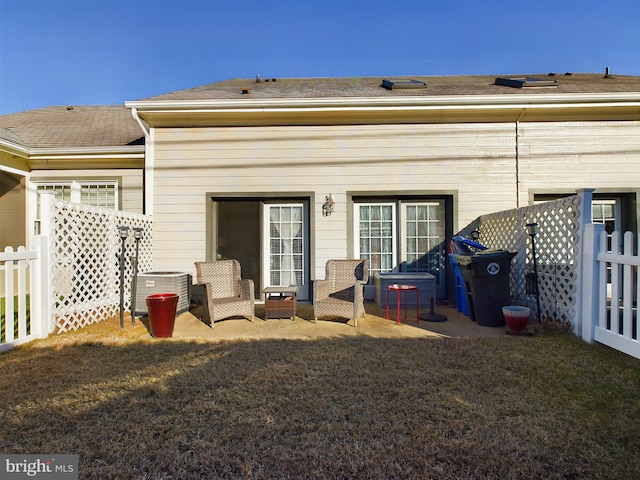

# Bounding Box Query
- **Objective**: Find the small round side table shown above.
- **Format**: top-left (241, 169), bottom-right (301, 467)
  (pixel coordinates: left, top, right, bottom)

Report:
top-left (385, 284), bottom-right (418, 325)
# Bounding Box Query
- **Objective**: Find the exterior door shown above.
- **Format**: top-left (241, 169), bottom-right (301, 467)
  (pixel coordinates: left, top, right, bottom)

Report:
top-left (355, 199), bottom-right (447, 298)
top-left (262, 203), bottom-right (309, 300)
top-left (400, 201), bottom-right (446, 297)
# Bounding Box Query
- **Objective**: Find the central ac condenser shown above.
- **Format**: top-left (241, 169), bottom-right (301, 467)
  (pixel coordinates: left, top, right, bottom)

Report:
top-left (134, 271), bottom-right (191, 315)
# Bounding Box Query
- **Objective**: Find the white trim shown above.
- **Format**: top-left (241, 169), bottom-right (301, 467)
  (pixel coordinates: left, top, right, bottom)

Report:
top-left (0, 139), bottom-right (30, 156)
top-left (145, 127), bottom-right (155, 215)
top-left (0, 163), bottom-right (29, 176)
top-left (131, 107), bottom-right (150, 139)
top-left (126, 92), bottom-right (640, 113)
top-left (262, 202), bottom-right (308, 299)
top-left (353, 202), bottom-right (397, 275)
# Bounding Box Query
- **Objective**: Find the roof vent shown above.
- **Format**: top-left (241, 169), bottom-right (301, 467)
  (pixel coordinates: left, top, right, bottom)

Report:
top-left (494, 77), bottom-right (558, 88)
top-left (255, 74), bottom-right (261, 83)
top-left (605, 67), bottom-right (613, 79)
top-left (381, 79), bottom-right (427, 90)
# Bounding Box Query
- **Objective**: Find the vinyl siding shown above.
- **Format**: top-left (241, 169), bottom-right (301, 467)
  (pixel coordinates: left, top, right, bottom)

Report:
top-left (151, 120), bottom-right (640, 280)
top-left (152, 123), bottom-right (516, 278)
top-left (0, 176), bottom-right (26, 248)
top-left (518, 121), bottom-right (640, 193)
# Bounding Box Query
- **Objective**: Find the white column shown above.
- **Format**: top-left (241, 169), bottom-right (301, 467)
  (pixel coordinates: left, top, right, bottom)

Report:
top-left (580, 223), bottom-right (605, 343)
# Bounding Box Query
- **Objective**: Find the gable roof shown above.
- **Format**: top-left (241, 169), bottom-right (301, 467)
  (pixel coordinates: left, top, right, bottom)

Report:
top-left (141, 73), bottom-right (640, 102)
top-left (128, 73), bottom-right (640, 127)
top-left (0, 105), bottom-right (144, 150)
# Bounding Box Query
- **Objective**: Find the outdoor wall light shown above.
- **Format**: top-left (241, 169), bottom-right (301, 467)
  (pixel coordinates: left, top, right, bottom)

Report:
top-left (322, 194), bottom-right (335, 217)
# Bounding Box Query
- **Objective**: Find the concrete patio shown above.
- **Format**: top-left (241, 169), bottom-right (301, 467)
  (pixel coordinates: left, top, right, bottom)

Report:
top-left (148, 301), bottom-right (508, 341)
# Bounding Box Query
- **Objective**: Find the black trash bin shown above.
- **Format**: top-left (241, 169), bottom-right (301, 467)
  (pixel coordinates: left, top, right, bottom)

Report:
top-left (456, 250), bottom-right (516, 327)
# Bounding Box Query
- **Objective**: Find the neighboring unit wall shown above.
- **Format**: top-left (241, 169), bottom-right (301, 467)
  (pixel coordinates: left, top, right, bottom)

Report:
top-left (518, 120), bottom-right (640, 197)
top-left (29, 168), bottom-right (145, 213)
top-left (0, 175), bottom-right (26, 248)
top-left (151, 123), bottom-right (517, 278)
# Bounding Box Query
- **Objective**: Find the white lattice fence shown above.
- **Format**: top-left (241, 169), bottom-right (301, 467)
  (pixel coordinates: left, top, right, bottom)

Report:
top-left (475, 194), bottom-right (582, 324)
top-left (48, 200), bottom-right (153, 333)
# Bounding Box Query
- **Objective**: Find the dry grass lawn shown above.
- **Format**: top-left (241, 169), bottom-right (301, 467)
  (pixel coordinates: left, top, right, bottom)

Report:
top-left (1, 315), bottom-right (639, 479)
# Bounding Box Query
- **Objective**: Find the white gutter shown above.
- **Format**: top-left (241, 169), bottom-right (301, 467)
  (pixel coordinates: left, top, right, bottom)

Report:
top-left (29, 146), bottom-right (145, 159)
top-left (129, 107), bottom-right (153, 215)
top-left (0, 163), bottom-right (29, 176)
top-left (130, 107), bottom-right (150, 139)
top-left (125, 92), bottom-right (640, 113)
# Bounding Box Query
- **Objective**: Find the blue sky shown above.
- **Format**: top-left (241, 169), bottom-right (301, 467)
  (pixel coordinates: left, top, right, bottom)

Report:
top-left (1, 0), bottom-right (639, 114)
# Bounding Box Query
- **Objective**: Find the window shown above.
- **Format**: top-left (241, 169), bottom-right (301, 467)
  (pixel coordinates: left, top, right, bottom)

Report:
top-left (357, 203), bottom-right (396, 277)
top-left (80, 183), bottom-right (116, 208)
top-left (354, 199), bottom-right (448, 295)
top-left (401, 203), bottom-right (445, 273)
top-left (592, 199), bottom-right (618, 235)
top-left (267, 204), bottom-right (304, 287)
top-left (33, 181), bottom-right (118, 233)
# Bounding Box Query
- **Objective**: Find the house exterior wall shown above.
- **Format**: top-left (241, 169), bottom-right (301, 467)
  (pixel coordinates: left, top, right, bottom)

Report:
top-left (0, 176), bottom-right (26, 248)
top-left (518, 120), bottom-right (640, 195)
top-left (151, 122), bottom-right (518, 278)
top-left (151, 119), bottom-right (640, 283)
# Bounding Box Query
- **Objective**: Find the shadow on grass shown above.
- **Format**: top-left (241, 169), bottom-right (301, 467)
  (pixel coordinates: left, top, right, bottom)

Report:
top-left (1, 331), bottom-right (639, 479)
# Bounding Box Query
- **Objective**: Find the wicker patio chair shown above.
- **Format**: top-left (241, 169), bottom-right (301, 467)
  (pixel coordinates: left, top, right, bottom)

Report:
top-left (194, 260), bottom-right (254, 326)
top-left (313, 259), bottom-right (369, 327)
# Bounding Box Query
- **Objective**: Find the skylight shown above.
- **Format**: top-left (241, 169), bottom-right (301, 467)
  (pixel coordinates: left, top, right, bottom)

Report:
top-left (494, 77), bottom-right (558, 88)
top-left (381, 79), bottom-right (427, 90)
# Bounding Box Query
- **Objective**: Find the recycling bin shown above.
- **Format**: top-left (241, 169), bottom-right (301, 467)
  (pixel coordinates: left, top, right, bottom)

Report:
top-left (456, 250), bottom-right (516, 327)
top-left (448, 254), bottom-right (470, 316)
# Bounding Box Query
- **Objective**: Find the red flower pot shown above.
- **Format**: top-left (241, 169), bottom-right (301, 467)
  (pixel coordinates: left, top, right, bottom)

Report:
top-left (146, 293), bottom-right (179, 338)
top-left (502, 306), bottom-right (530, 332)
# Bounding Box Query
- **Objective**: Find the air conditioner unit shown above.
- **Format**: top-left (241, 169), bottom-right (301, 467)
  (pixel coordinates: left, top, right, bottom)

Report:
top-left (134, 272), bottom-right (191, 315)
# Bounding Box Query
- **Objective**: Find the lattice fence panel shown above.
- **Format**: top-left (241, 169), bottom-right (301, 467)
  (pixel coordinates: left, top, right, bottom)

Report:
top-left (476, 195), bottom-right (582, 324)
top-left (49, 200), bottom-right (153, 333)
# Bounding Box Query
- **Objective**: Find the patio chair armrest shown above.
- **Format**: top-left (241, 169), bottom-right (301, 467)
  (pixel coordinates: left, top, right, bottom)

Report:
top-left (354, 280), bottom-right (366, 301)
top-left (239, 279), bottom-right (254, 300)
top-left (314, 279), bottom-right (330, 300)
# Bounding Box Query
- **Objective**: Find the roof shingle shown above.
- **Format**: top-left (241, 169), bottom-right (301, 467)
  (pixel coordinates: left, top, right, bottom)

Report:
top-left (0, 105), bottom-right (144, 149)
top-left (141, 73), bottom-right (640, 102)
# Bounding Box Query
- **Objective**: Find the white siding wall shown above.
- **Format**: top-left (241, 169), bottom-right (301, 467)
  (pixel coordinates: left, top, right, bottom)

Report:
top-left (151, 120), bottom-right (640, 280)
top-left (518, 121), bottom-right (640, 193)
top-left (0, 176), bottom-right (25, 248)
top-left (152, 123), bottom-right (516, 278)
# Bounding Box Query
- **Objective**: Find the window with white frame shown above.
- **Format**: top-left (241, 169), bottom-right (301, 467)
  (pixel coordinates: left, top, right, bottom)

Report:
top-left (592, 199), bottom-right (618, 233)
top-left (354, 199), bottom-right (446, 285)
top-left (357, 203), bottom-right (396, 278)
top-left (33, 181), bottom-right (118, 233)
top-left (401, 202), bottom-right (445, 273)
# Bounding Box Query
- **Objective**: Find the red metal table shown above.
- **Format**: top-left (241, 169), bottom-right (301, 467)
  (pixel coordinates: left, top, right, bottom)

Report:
top-left (385, 284), bottom-right (419, 325)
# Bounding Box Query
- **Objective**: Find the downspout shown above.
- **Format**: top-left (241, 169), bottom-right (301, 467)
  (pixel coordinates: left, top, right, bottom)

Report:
top-left (131, 107), bottom-right (149, 139)
top-left (515, 109), bottom-right (526, 208)
top-left (131, 108), bottom-right (153, 216)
